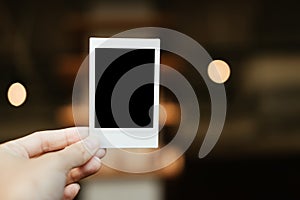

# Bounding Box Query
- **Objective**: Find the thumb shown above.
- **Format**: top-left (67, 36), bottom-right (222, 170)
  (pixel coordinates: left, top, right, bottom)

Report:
top-left (55, 134), bottom-right (100, 170)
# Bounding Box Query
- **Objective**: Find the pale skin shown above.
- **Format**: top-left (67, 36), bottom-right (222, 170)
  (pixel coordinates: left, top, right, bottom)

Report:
top-left (0, 127), bottom-right (106, 200)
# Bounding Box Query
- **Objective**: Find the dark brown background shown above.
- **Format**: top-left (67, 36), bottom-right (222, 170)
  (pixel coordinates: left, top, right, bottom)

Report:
top-left (0, 0), bottom-right (300, 199)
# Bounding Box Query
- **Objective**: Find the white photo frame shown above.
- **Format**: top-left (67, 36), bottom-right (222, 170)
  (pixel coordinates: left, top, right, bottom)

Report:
top-left (89, 37), bottom-right (160, 148)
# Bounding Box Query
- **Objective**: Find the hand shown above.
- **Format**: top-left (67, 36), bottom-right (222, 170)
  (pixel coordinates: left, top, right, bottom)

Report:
top-left (0, 127), bottom-right (105, 200)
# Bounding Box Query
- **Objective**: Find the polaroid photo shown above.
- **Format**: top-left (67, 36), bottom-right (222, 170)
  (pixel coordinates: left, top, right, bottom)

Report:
top-left (89, 37), bottom-right (160, 148)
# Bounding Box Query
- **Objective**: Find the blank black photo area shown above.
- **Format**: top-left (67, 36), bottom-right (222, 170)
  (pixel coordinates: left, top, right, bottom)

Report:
top-left (95, 48), bottom-right (155, 128)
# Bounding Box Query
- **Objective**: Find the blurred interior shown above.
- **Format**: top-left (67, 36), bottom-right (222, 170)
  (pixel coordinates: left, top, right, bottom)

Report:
top-left (1, 0), bottom-right (300, 199)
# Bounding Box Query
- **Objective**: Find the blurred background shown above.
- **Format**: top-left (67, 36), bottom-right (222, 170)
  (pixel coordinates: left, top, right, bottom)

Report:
top-left (1, 0), bottom-right (300, 199)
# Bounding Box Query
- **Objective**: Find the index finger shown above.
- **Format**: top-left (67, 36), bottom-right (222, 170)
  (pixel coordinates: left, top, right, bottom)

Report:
top-left (12, 127), bottom-right (89, 158)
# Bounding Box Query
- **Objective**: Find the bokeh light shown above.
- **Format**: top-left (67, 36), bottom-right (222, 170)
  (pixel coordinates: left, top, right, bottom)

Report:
top-left (208, 60), bottom-right (231, 83)
top-left (7, 82), bottom-right (27, 107)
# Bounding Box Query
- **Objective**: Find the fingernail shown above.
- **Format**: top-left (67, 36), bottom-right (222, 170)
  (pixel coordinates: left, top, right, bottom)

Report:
top-left (95, 148), bottom-right (106, 158)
